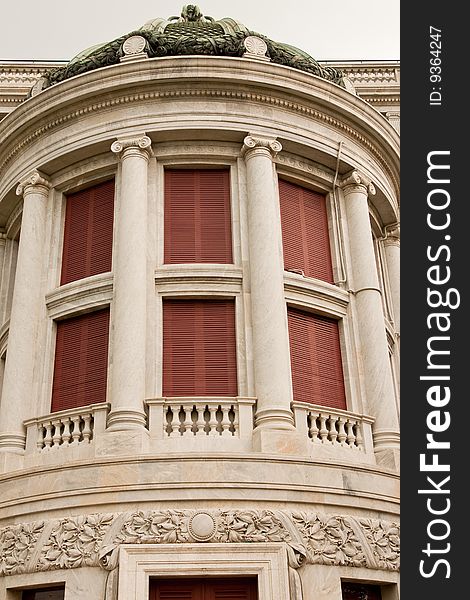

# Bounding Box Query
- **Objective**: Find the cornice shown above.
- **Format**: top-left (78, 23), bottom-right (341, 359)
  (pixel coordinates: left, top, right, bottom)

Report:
top-left (0, 85), bottom-right (399, 197)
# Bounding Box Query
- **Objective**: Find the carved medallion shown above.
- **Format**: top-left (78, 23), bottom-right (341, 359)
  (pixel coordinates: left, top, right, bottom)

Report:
top-left (122, 36), bottom-right (147, 56)
top-left (188, 512), bottom-right (217, 542)
top-left (244, 36), bottom-right (268, 57)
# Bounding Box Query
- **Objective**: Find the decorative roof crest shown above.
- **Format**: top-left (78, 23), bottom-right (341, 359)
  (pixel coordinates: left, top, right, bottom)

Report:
top-left (169, 4), bottom-right (215, 24)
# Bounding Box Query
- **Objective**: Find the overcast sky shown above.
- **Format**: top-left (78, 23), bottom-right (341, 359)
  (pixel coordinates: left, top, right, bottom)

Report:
top-left (0, 1), bottom-right (399, 62)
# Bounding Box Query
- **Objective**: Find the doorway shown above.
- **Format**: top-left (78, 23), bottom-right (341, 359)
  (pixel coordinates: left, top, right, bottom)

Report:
top-left (149, 577), bottom-right (258, 600)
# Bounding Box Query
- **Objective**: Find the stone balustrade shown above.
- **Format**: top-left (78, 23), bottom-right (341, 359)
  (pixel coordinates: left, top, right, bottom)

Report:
top-left (146, 397), bottom-right (256, 451)
top-left (292, 402), bottom-right (375, 463)
top-left (19, 399), bottom-right (377, 464)
top-left (24, 403), bottom-right (109, 454)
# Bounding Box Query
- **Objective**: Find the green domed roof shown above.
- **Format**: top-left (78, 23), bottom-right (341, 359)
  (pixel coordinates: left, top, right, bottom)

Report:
top-left (44, 5), bottom-right (345, 88)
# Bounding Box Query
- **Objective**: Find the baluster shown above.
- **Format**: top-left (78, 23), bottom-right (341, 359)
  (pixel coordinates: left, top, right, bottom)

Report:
top-left (208, 405), bottom-right (219, 436)
top-left (182, 404), bottom-right (193, 436)
top-left (37, 424), bottom-right (45, 450)
top-left (354, 421), bottom-right (363, 450)
top-left (170, 405), bottom-right (181, 436)
top-left (195, 405), bottom-right (206, 436)
top-left (319, 414), bottom-right (329, 443)
top-left (52, 419), bottom-right (62, 447)
top-left (308, 412), bottom-right (320, 443)
top-left (328, 416), bottom-right (338, 445)
top-left (337, 417), bottom-right (347, 446)
top-left (62, 417), bottom-right (72, 445)
top-left (230, 405), bottom-right (238, 435)
top-left (164, 406), bottom-right (173, 436)
top-left (345, 419), bottom-right (355, 447)
top-left (43, 422), bottom-right (53, 448)
top-left (71, 415), bottom-right (82, 444)
top-left (221, 405), bottom-right (232, 436)
top-left (82, 413), bottom-right (92, 443)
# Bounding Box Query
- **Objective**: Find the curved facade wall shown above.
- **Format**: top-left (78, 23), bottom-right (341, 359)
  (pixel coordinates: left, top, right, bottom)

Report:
top-left (0, 55), bottom-right (400, 599)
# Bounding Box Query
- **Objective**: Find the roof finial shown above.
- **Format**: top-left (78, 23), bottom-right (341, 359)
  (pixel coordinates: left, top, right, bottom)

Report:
top-left (181, 5), bottom-right (203, 22)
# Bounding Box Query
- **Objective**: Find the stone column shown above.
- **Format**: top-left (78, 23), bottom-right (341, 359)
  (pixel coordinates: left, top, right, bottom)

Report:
top-left (340, 170), bottom-right (400, 469)
top-left (0, 232), bottom-right (6, 323)
top-left (0, 172), bottom-right (51, 464)
top-left (107, 135), bottom-right (151, 432)
top-left (242, 135), bottom-right (296, 452)
top-left (383, 224), bottom-right (400, 337)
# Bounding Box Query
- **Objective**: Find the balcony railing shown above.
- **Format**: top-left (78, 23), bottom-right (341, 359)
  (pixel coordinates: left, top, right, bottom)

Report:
top-left (17, 399), bottom-right (376, 466)
top-left (292, 402), bottom-right (375, 463)
top-left (24, 403), bottom-right (110, 460)
top-left (146, 397), bottom-right (256, 452)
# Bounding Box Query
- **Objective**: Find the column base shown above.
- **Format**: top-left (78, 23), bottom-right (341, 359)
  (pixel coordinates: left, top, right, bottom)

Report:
top-left (373, 430), bottom-right (400, 471)
top-left (106, 408), bottom-right (147, 431)
top-left (0, 443), bottom-right (25, 473)
top-left (252, 428), bottom-right (309, 456)
top-left (95, 428), bottom-right (150, 457)
top-left (254, 407), bottom-right (295, 431)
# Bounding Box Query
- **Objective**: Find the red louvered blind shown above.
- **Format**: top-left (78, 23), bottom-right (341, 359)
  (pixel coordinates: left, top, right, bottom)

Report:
top-left (288, 307), bottom-right (346, 409)
top-left (61, 179), bottom-right (115, 285)
top-left (149, 578), bottom-right (258, 600)
top-left (164, 169), bottom-right (233, 264)
top-left (341, 583), bottom-right (382, 600)
top-left (163, 299), bottom-right (237, 396)
top-left (51, 308), bottom-right (110, 412)
top-left (279, 179), bottom-right (333, 282)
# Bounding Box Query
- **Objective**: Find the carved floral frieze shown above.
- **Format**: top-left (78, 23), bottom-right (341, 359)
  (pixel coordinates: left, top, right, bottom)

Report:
top-left (0, 509), bottom-right (399, 576)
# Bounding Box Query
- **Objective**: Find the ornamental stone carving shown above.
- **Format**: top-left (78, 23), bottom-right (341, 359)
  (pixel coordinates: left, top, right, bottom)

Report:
top-left (110, 135), bottom-right (152, 160)
top-left (0, 509), bottom-right (400, 576)
top-left (242, 135), bottom-right (282, 159)
top-left (0, 521), bottom-right (44, 575)
top-left (120, 36), bottom-right (149, 62)
top-left (122, 36), bottom-right (147, 56)
top-left (16, 171), bottom-right (51, 197)
top-left (384, 224), bottom-right (400, 247)
top-left (188, 512), bottom-right (218, 542)
top-left (243, 36), bottom-right (270, 61)
top-left (340, 170), bottom-right (376, 197)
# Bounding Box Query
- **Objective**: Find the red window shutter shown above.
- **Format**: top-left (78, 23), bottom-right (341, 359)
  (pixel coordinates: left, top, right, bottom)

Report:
top-left (61, 179), bottom-right (115, 285)
top-left (51, 308), bottom-right (110, 412)
top-left (342, 583), bottom-right (382, 600)
top-left (163, 299), bottom-right (237, 396)
top-left (150, 578), bottom-right (258, 600)
top-left (279, 179), bottom-right (333, 283)
top-left (288, 307), bottom-right (346, 409)
top-left (164, 169), bottom-right (232, 264)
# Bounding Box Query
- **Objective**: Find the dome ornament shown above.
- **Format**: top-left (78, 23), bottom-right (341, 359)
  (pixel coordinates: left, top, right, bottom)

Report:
top-left (120, 35), bottom-right (149, 63)
top-left (169, 5), bottom-right (215, 24)
top-left (243, 36), bottom-right (270, 62)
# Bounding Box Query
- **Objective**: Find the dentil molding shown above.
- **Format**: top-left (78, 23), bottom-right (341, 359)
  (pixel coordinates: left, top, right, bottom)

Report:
top-left (0, 509), bottom-right (399, 576)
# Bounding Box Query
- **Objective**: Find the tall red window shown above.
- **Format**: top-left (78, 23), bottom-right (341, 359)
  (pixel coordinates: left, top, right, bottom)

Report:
top-left (279, 179), bottom-right (333, 282)
top-left (51, 308), bottom-right (110, 412)
top-left (288, 307), bottom-right (346, 409)
top-left (61, 179), bottom-right (115, 285)
top-left (163, 299), bottom-right (237, 396)
top-left (164, 169), bottom-right (232, 264)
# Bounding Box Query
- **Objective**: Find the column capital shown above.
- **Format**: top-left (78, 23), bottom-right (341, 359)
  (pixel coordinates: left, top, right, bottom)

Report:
top-left (340, 170), bottom-right (376, 198)
top-left (16, 171), bottom-right (51, 198)
top-left (383, 223), bottom-right (400, 247)
top-left (111, 134), bottom-right (152, 160)
top-left (241, 134), bottom-right (282, 160)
